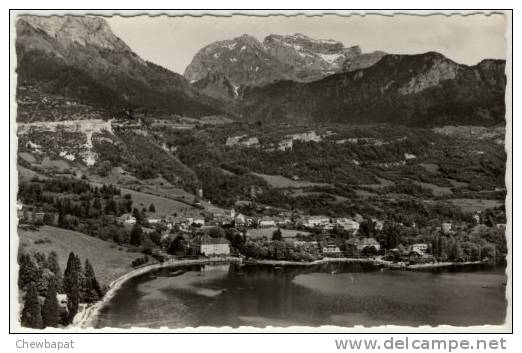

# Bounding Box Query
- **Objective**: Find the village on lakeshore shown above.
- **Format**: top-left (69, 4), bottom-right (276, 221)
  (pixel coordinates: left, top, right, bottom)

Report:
top-left (13, 14), bottom-right (508, 330)
top-left (18, 191), bottom-right (506, 265)
top-left (16, 180), bottom-right (507, 329)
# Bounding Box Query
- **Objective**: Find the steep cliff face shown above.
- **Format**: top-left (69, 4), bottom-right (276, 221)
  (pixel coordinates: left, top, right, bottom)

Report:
top-left (192, 72), bottom-right (238, 101)
top-left (184, 33), bottom-right (373, 98)
top-left (184, 34), bottom-right (296, 88)
top-left (16, 15), bottom-right (226, 121)
top-left (17, 15), bottom-right (134, 52)
top-left (263, 33), bottom-right (361, 81)
top-left (240, 52), bottom-right (507, 127)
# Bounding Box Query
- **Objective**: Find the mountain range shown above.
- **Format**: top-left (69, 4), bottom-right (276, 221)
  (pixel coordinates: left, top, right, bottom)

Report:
top-left (15, 15), bottom-right (506, 127)
top-left (15, 15), bottom-right (226, 121)
top-left (240, 53), bottom-right (506, 126)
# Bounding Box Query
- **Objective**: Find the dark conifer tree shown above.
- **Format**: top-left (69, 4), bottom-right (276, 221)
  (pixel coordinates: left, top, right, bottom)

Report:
top-left (167, 235), bottom-right (188, 255)
top-left (132, 207), bottom-right (142, 223)
top-left (83, 259), bottom-right (102, 303)
top-left (75, 254), bottom-right (86, 302)
top-left (272, 228), bottom-right (283, 241)
top-left (18, 253), bottom-right (41, 290)
top-left (93, 197), bottom-right (102, 211)
top-left (63, 252), bottom-right (80, 323)
top-left (104, 199), bottom-right (118, 215)
top-left (21, 282), bottom-right (43, 329)
top-left (130, 223), bottom-right (143, 246)
top-left (42, 278), bottom-right (59, 328)
top-left (46, 251), bottom-right (62, 290)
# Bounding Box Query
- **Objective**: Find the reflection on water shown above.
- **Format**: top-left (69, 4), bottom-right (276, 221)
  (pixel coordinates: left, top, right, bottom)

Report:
top-left (95, 263), bottom-right (507, 328)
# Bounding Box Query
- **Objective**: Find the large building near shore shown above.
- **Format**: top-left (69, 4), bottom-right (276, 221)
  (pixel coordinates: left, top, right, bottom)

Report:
top-left (200, 236), bottom-right (230, 256)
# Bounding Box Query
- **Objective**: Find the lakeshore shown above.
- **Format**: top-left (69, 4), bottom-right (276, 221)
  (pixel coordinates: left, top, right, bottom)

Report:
top-left (93, 260), bottom-right (507, 329)
top-left (242, 257), bottom-right (489, 270)
top-left (72, 257), bottom-right (241, 329)
top-left (72, 256), bottom-right (491, 329)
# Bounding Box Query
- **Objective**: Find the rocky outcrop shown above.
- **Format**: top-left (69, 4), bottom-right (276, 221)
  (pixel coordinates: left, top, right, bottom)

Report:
top-left (397, 52), bottom-right (460, 95)
top-left (192, 72), bottom-right (238, 101)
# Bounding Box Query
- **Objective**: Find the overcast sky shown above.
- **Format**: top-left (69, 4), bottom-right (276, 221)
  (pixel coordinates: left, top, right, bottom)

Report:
top-left (105, 13), bottom-right (506, 75)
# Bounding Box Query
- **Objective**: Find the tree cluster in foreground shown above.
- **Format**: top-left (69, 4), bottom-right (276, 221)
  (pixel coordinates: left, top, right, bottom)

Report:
top-left (18, 250), bottom-right (102, 329)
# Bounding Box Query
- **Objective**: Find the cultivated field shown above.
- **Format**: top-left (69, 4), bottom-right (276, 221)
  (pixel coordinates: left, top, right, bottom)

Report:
top-left (253, 173), bottom-right (332, 188)
top-left (449, 198), bottom-right (504, 213)
top-left (120, 187), bottom-right (196, 217)
top-left (290, 189), bottom-right (348, 203)
top-left (419, 163), bottom-right (440, 174)
top-left (363, 176), bottom-right (395, 189)
top-left (413, 181), bottom-right (453, 196)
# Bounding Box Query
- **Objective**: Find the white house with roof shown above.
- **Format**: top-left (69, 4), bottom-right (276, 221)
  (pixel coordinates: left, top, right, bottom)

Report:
top-left (276, 217), bottom-right (292, 226)
top-left (336, 218), bottom-right (360, 231)
top-left (147, 216), bottom-right (161, 225)
top-left (193, 217), bottom-right (205, 226)
top-left (322, 244), bottom-right (342, 256)
top-left (305, 215), bottom-right (331, 228)
top-left (235, 213), bottom-right (246, 225)
top-left (293, 240), bottom-right (319, 248)
top-left (410, 243), bottom-right (429, 254)
top-left (259, 217), bottom-right (276, 227)
top-left (117, 213), bottom-right (136, 225)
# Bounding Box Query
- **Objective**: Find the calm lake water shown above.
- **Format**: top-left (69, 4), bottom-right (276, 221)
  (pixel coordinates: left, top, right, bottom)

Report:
top-left (94, 263), bottom-right (507, 328)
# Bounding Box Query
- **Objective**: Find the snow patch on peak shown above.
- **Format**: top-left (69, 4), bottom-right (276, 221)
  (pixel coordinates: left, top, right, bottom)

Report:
top-left (223, 42), bottom-right (237, 50)
top-left (318, 52), bottom-right (344, 64)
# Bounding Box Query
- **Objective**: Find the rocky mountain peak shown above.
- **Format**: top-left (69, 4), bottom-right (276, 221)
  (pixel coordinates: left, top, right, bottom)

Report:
top-left (18, 15), bottom-right (130, 52)
top-left (262, 33), bottom-right (362, 79)
top-left (184, 34), bottom-right (295, 87)
top-left (16, 15), bottom-right (226, 119)
top-left (264, 33), bottom-right (355, 54)
top-left (185, 32), bottom-right (375, 95)
top-left (236, 34), bottom-right (263, 47)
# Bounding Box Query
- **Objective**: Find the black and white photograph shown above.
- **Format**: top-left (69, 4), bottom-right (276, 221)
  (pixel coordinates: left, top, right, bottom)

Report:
top-left (9, 9), bottom-right (511, 333)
